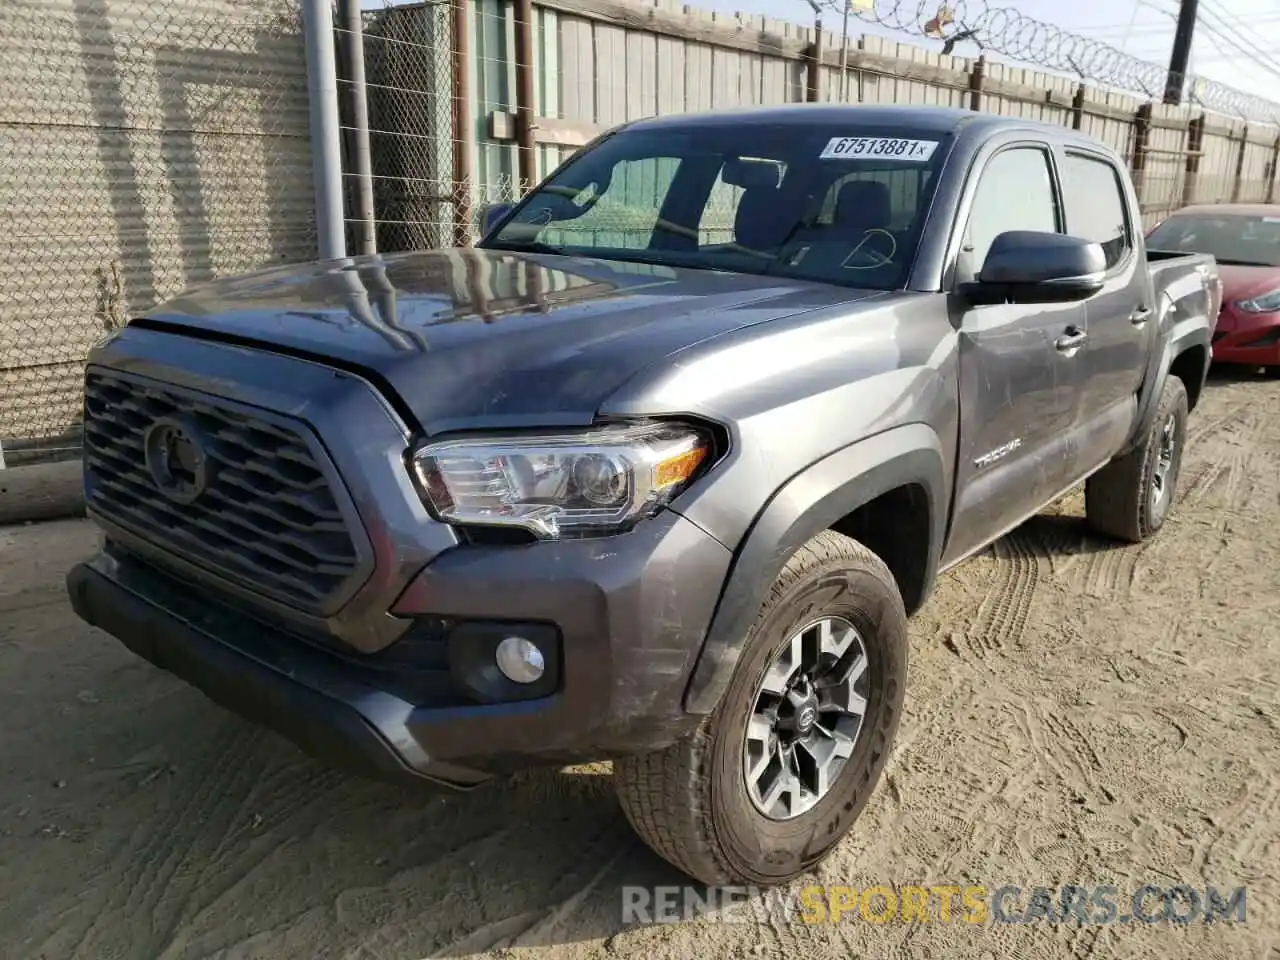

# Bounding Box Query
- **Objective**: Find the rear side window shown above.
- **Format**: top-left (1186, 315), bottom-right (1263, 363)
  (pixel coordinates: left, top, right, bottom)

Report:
top-left (1061, 152), bottom-right (1132, 269)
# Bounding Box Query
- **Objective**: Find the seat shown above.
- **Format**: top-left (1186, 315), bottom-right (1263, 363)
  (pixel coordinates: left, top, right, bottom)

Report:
top-left (829, 180), bottom-right (892, 238)
top-left (733, 185), bottom-right (790, 251)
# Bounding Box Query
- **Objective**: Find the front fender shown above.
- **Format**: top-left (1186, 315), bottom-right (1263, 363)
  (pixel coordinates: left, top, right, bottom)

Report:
top-left (682, 422), bottom-right (948, 715)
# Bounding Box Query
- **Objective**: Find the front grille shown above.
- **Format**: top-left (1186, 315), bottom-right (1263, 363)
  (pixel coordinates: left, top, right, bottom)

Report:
top-left (83, 369), bottom-right (365, 613)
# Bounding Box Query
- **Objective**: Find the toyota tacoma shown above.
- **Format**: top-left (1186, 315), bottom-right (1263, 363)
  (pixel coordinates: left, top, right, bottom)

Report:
top-left (67, 105), bottom-right (1218, 887)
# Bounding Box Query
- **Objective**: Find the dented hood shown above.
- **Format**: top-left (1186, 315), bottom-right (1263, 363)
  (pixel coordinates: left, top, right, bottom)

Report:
top-left (144, 248), bottom-right (882, 434)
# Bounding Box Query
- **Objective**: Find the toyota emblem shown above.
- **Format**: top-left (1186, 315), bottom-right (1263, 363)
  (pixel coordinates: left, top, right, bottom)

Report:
top-left (143, 417), bottom-right (211, 505)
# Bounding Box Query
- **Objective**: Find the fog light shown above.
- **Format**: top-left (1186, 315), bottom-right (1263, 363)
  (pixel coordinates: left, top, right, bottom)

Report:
top-left (495, 635), bottom-right (546, 684)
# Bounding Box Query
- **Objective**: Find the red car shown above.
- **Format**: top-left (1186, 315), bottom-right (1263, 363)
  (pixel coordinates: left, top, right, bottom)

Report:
top-left (1147, 203), bottom-right (1280, 374)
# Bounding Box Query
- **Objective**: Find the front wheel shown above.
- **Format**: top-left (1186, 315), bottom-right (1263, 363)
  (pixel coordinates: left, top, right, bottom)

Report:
top-left (613, 530), bottom-right (908, 886)
top-left (1085, 375), bottom-right (1189, 543)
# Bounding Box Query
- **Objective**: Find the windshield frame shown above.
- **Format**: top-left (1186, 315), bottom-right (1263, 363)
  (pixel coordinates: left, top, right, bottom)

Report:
top-left (478, 120), bottom-right (958, 292)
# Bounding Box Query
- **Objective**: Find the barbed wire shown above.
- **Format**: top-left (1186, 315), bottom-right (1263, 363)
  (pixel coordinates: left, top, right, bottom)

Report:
top-left (831, 0), bottom-right (1280, 124)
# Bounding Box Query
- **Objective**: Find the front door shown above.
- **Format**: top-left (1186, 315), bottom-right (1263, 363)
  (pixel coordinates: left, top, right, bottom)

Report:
top-left (942, 143), bottom-right (1087, 567)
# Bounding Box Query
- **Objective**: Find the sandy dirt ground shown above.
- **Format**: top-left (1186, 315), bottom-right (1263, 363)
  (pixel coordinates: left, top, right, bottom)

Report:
top-left (1, 368), bottom-right (1278, 960)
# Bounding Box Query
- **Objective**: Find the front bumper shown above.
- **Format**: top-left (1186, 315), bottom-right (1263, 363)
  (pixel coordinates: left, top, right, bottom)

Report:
top-left (1212, 311), bottom-right (1280, 366)
top-left (68, 508), bottom-right (732, 788)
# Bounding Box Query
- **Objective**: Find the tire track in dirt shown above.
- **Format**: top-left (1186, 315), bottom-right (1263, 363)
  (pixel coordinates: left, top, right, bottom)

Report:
top-left (1025, 516), bottom-right (1088, 579)
top-left (65, 722), bottom-right (263, 959)
top-left (328, 783), bottom-right (635, 959)
top-left (1017, 699), bottom-right (1107, 826)
top-left (1078, 541), bottom-right (1141, 602)
top-left (1186, 398), bottom-right (1251, 447)
top-left (151, 760), bottom-right (373, 959)
top-left (1191, 778), bottom-right (1280, 882)
top-left (968, 530), bottom-right (1044, 658)
top-left (1040, 711), bottom-right (1105, 800)
top-left (1184, 407), bottom-right (1265, 512)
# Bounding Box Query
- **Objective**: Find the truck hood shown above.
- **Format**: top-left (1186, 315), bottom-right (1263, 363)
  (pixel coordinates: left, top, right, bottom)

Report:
top-left (143, 248), bottom-right (882, 434)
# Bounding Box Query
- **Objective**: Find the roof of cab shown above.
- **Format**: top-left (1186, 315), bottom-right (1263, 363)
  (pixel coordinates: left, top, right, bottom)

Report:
top-left (625, 103), bottom-right (1092, 142)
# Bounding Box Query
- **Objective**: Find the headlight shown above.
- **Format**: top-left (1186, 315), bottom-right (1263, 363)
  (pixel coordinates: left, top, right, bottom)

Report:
top-left (1236, 289), bottom-right (1280, 313)
top-left (411, 422), bottom-right (711, 539)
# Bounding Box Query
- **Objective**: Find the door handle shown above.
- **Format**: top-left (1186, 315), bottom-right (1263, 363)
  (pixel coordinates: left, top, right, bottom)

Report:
top-left (1055, 328), bottom-right (1088, 354)
top-left (1130, 306), bottom-right (1152, 325)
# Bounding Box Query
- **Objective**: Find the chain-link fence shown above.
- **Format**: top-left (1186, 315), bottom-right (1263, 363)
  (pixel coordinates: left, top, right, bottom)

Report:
top-left (338, 0), bottom-right (528, 255)
top-left (1, 0), bottom-right (314, 467)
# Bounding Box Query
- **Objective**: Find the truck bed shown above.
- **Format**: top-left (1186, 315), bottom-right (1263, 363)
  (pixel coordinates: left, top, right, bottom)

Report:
top-left (1147, 249), bottom-right (1222, 321)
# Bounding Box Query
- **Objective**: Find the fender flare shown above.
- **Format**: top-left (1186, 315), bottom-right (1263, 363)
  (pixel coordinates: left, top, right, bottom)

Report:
top-left (682, 422), bottom-right (949, 715)
top-left (1124, 315), bottom-right (1211, 456)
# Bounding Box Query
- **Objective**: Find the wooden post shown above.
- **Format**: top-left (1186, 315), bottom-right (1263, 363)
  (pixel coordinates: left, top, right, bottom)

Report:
top-left (1181, 112), bottom-right (1205, 208)
top-left (1230, 123), bottom-right (1249, 203)
top-left (1070, 82), bottom-right (1086, 130)
top-left (805, 26), bottom-right (822, 102)
top-left (968, 55), bottom-right (985, 112)
top-left (1131, 102), bottom-right (1153, 213)
top-left (1267, 132), bottom-right (1280, 203)
top-left (513, 0), bottom-right (537, 194)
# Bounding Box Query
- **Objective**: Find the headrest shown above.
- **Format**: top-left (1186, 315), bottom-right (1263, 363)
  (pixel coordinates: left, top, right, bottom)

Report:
top-left (834, 180), bottom-right (892, 228)
top-left (734, 187), bottom-right (786, 250)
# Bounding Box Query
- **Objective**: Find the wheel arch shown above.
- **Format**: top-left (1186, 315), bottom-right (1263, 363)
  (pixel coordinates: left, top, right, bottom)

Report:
top-left (1124, 318), bottom-right (1212, 456)
top-left (682, 423), bottom-right (948, 716)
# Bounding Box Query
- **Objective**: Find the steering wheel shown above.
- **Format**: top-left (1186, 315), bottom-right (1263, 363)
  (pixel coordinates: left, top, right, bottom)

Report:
top-left (841, 229), bottom-right (898, 270)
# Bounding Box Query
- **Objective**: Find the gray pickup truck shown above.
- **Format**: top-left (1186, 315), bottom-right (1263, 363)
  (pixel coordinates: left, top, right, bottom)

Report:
top-left (67, 105), bottom-right (1217, 887)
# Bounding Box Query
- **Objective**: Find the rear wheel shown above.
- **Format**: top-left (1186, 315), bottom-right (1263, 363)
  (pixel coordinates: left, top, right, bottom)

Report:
top-left (1085, 375), bottom-right (1188, 543)
top-left (613, 530), bottom-right (908, 886)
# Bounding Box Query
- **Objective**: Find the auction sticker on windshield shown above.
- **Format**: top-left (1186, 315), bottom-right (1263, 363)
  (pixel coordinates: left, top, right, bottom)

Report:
top-left (819, 137), bottom-right (939, 161)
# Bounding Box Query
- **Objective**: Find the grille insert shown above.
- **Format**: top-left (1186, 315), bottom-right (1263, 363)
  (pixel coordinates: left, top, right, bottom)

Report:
top-left (83, 369), bottom-right (366, 612)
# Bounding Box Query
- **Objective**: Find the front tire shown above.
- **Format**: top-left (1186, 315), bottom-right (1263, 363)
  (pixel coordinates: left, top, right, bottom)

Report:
top-left (1085, 375), bottom-right (1189, 543)
top-left (613, 530), bottom-right (908, 886)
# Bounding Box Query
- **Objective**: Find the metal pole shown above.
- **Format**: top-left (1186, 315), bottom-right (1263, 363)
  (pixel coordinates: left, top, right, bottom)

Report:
top-left (838, 1), bottom-right (851, 102)
top-left (338, 0), bottom-right (376, 255)
top-left (303, 0), bottom-right (346, 259)
top-left (452, 0), bottom-right (475, 246)
top-left (513, 0), bottom-right (537, 192)
top-left (1163, 0), bottom-right (1199, 105)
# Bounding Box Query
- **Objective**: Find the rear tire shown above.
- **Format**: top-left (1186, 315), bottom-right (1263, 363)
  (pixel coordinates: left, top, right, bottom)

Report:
top-left (1085, 375), bottom-right (1189, 543)
top-left (613, 530), bottom-right (908, 887)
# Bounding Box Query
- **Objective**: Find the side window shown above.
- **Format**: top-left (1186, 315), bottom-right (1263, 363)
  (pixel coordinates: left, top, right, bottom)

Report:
top-left (1061, 152), bottom-right (1133, 270)
top-left (542, 157), bottom-right (681, 250)
top-left (962, 147), bottom-right (1059, 276)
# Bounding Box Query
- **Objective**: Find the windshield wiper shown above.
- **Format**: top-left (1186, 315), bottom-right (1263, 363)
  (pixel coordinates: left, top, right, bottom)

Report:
top-left (1216, 258), bottom-right (1279, 268)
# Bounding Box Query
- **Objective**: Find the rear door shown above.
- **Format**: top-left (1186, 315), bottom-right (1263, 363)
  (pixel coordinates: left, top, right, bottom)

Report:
top-left (942, 140), bottom-right (1088, 566)
top-left (1057, 148), bottom-right (1152, 468)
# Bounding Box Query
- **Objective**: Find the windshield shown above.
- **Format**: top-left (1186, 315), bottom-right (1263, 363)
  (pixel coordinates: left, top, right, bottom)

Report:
top-left (482, 123), bottom-right (952, 290)
top-left (1146, 213), bottom-right (1280, 267)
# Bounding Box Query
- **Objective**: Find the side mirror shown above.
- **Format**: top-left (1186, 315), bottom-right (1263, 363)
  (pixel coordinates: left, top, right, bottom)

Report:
top-left (965, 230), bottom-right (1106, 304)
top-left (478, 202), bottom-right (514, 237)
